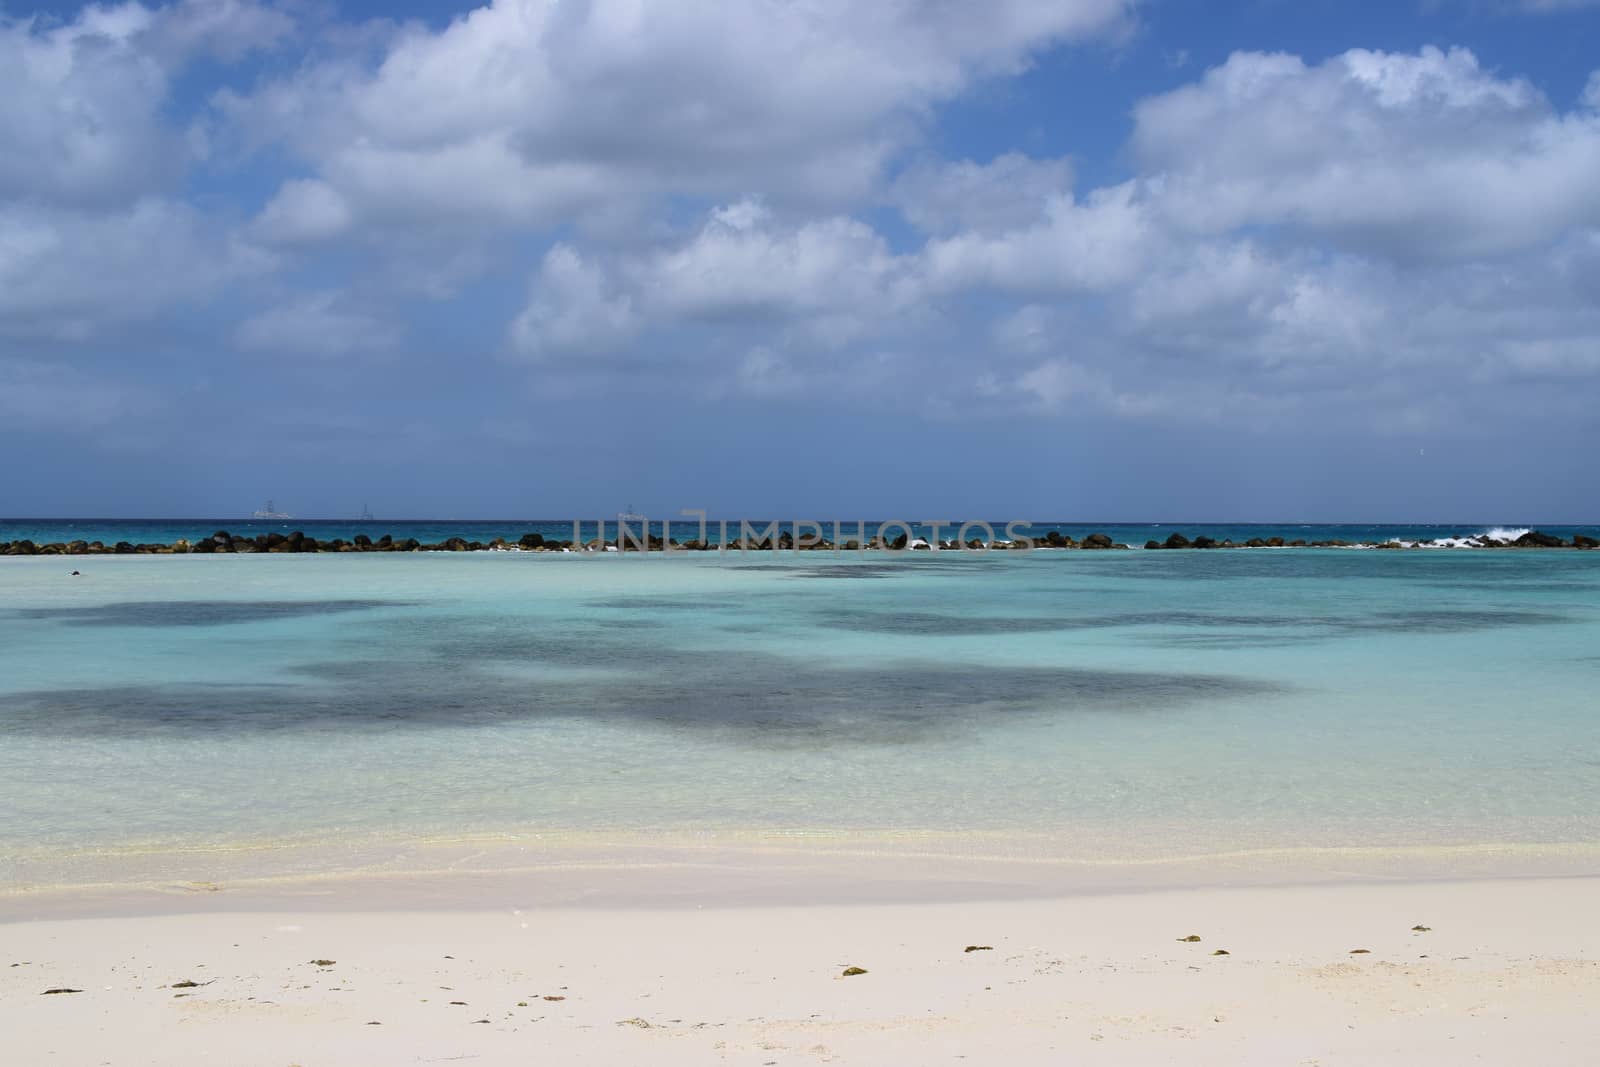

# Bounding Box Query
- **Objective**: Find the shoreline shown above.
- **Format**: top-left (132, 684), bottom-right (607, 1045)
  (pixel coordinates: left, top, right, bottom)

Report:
top-left (8, 831), bottom-right (1600, 922)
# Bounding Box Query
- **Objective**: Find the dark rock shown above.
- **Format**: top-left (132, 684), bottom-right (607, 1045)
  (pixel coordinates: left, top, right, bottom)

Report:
top-left (519, 533), bottom-right (545, 549)
top-left (1514, 530), bottom-right (1565, 548)
top-left (1192, 536), bottom-right (1217, 549)
top-left (114, 541), bottom-right (134, 554)
top-left (1163, 533), bottom-right (1191, 549)
top-left (1083, 532), bottom-right (1115, 549)
top-left (354, 534), bottom-right (373, 548)
top-left (1144, 540), bottom-right (1163, 550)
top-left (1575, 534), bottom-right (1599, 549)
top-left (1245, 538), bottom-right (1267, 548)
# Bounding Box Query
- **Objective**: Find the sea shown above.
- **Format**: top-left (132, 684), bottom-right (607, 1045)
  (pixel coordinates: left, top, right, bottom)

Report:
top-left (2, 520), bottom-right (1598, 891)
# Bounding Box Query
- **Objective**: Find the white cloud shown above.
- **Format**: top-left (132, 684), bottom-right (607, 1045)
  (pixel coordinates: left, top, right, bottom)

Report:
top-left (0, 198), bottom-right (270, 340)
top-left (637, 199), bottom-right (914, 336)
top-left (892, 153), bottom-right (1073, 234)
top-left (252, 179), bottom-right (352, 244)
top-left (0, 1), bottom-right (289, 208)
top-left (922, 181), bottom-right (1159, 292)
top-left (991, 304), bottom-right (1060, 354)
top-left (1130, 46), bottom-right (1600, 258)
top-left (236, 291), bottom-right (400, 356)
top-left (227, 0), bottom-right (1132, 235)
top-left (0, 2), bottom-right (289, 343)
top-left (508, 244), bottom-right (638, 359)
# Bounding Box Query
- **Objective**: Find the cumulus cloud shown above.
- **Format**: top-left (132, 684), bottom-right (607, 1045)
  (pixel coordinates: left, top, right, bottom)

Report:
top-left (0, 0), bottom-right (289, 208)
top-left (0, 198), bottom-right (270, 340)
top-left (5, 0), bottom-right (1600, 450)
top-left (1130, 46), bottom-right (1600, 258)
top-left (509, 199), bottom-right (920, 362)
top-left (508, 245), bottom-right (638, 360)
top-left (225, 0), bottom-right (1133, 236)
top-left (891, 153), bottom-right (1073, 234)
top-left (235, 291), bottom-right (400, 356)
top-left (922, 182), bottom-right (1160, 293)
top-left (0, 2), bottom-right (287, 344)
top-left (638, 199), bottom-right (915, 334)
top-left (252, 179), bottom-right (353, 244)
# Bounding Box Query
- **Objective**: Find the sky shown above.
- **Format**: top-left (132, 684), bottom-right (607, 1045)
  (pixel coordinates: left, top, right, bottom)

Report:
top-left (2, 0), bottom-right (1599, 521)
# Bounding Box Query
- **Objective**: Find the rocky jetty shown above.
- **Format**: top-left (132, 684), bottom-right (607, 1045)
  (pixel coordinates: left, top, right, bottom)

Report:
top-left (1140, 529), bottom-right (1595, 550)
top-left (2, 528), bottom-right (1593, 556)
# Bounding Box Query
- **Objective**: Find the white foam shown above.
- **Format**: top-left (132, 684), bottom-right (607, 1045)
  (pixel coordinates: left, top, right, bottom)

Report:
top-left (1480, 527), bottom-right (1532, 543)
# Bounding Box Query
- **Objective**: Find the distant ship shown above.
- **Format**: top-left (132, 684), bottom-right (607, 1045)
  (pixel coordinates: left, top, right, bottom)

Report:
top-left (253, 500), bottom-right (292, 520)
top-left (617, 504), bottom-right (646, 522)
top-left (359, 503), bottom-right (375, 521)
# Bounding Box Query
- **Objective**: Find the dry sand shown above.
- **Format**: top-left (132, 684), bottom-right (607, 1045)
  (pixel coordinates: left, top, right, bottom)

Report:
top-left (4, 865), bottom-right (1598, 1065)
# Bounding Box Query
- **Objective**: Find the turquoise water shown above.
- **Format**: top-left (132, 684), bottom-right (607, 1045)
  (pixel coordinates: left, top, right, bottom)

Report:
top-left (2, 549), bottom-right (1598, 884)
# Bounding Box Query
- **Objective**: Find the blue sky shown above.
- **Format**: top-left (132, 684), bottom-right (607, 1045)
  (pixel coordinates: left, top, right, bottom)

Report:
top-left (2, 0), bottom-right (1599, 520)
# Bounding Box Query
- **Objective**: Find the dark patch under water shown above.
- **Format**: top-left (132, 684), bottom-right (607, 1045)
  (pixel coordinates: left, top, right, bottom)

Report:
top-left (12, 599), bottom-right (410, 628)
top-left (586, 596), bottom-right (746, 611)
top-left (816, 609), bottom-right (1309, 636)
top-left (0, 628), bottom-right (1280, 744)
top-left (815, 606), bottom-right (1573, 641)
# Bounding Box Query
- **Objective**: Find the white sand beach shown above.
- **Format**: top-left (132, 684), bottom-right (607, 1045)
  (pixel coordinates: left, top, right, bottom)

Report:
top-left (6, 858), bottom-right (1598, 1066)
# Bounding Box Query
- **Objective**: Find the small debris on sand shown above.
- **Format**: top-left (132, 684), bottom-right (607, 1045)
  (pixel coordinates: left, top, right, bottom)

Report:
top-left (963, 945), bottom-right (993, 953)
top-left (1211, 949), bottom-right (1231, 956)
top-left (310, 960), bottom-right (336, 967)
top-left (1177, 935), bottom-right (1202, 943)
top-left (841, 967), bottom-right (868, 977)
top-left (1412, 925), bottom-right (1432, 932)
top-left (41, 988), bottom-right (83, 995)
top-left (1349, 949), bottom-right (1371, 955)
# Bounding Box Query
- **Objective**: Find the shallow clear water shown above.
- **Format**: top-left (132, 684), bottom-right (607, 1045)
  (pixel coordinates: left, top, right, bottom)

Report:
top-left (2, 549), bottom-right (1598, 884)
